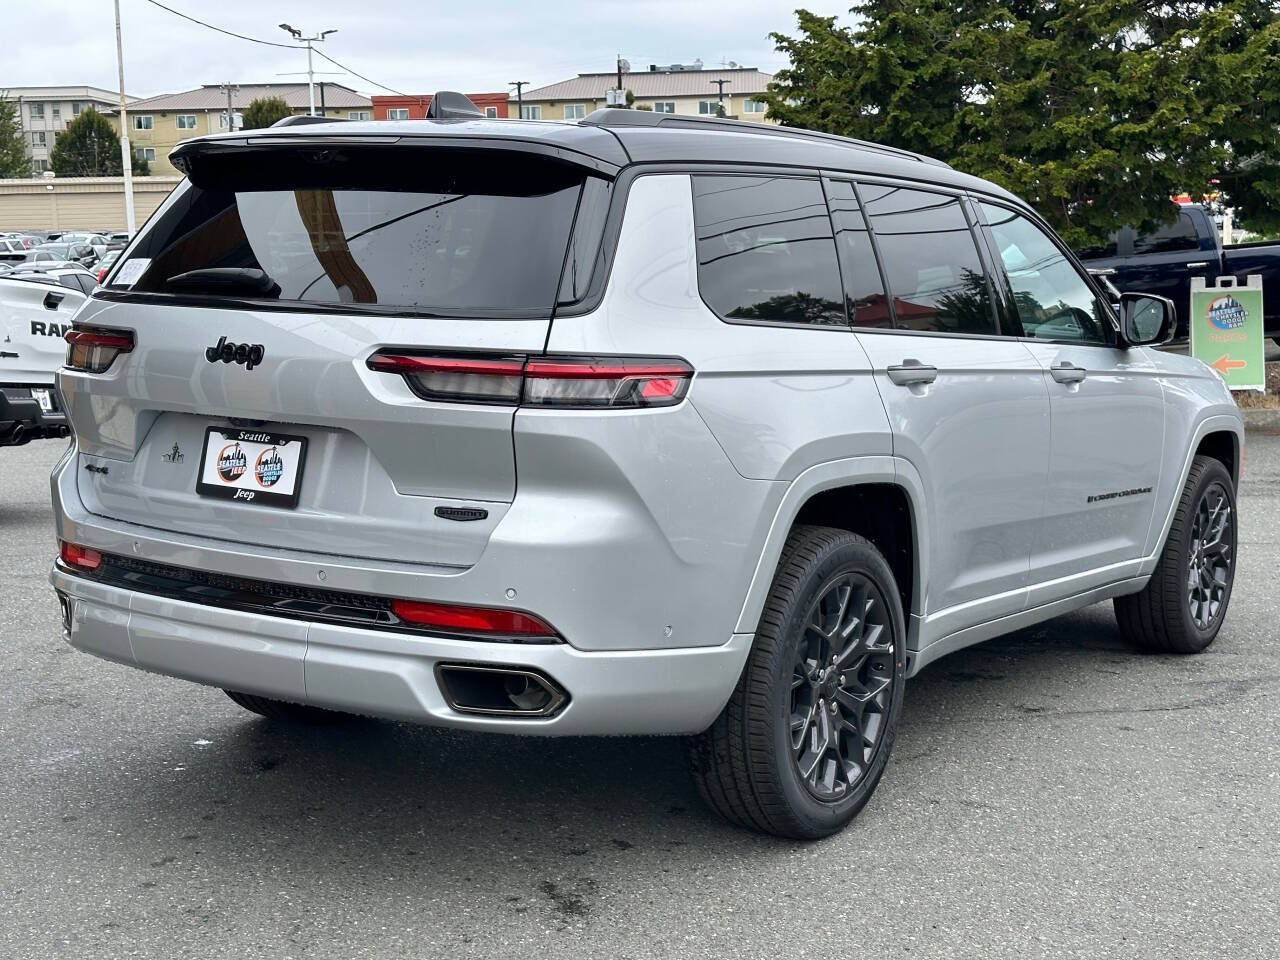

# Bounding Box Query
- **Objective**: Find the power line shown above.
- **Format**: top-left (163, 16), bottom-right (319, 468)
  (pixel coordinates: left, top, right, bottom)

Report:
top-left (139, 0), bottom-right (295, 48)
top-left (311, 47), bottom-right (406, 96)
top-left (140, 0), bottom-right (407, 97)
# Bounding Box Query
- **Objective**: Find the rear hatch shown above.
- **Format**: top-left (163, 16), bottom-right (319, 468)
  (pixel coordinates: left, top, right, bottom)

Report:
top-left (61, 133), bottom-right (615, 568)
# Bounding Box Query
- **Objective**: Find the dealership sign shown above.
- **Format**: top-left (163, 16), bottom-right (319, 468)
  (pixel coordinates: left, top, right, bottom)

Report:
top-left (1190, 274), bottom-right (1265, 391)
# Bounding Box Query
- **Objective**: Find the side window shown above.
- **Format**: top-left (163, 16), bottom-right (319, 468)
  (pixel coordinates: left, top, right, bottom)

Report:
top-left (692, 175), bottom-right (845, 326)
top-left (825, 180), bottom-right (890, 328)
top-left (1132, 212), bottom-right (1199, 254)
top-left (861, 185), bottom-right (996, 335)
top-left (980, 203), bottom-right (1109, 344)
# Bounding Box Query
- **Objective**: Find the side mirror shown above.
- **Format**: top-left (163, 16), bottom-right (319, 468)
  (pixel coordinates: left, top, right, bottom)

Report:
top-left (1118, 292), bottom-right (1175, 347)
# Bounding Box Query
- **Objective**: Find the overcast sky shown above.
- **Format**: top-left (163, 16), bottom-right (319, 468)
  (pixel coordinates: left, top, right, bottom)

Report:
top-left (6, 1), bottom-right (855, 99)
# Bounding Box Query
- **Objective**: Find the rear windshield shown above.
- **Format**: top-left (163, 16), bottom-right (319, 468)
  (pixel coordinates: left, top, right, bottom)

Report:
top-left (113, 146), bottom-right (601, 317)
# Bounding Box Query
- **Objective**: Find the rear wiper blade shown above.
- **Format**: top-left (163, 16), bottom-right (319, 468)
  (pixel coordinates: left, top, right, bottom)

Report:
top-left (165, 267), bottom-right (282, 298)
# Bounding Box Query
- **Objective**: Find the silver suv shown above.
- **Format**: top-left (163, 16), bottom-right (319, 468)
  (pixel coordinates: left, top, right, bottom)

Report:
top-left (50, 102), bottom-right (1243, 838)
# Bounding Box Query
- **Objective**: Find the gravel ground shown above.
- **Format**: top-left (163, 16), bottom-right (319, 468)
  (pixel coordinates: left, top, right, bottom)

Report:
top-left (2, 435), bottom-right (1277, 959)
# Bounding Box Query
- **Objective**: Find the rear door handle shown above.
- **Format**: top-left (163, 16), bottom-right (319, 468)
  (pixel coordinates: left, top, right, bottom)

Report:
top-left (1050, 361), bottom-right (1087, 384)
top-left (1186, 261), bottom-right (1210, 270)
top-left (886, 359), bottom-right (938, 386)
top-left (43, 291), bottom-right (65, 310)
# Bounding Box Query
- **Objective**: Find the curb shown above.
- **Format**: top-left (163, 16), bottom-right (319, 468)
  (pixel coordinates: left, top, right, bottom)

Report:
top-left (1242, 407), bottom-right (1280, 433)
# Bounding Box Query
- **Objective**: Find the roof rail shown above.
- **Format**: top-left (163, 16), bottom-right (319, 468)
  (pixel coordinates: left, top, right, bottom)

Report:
top-left (579, 108), bottom-right (950, 168)
top-left (272, 114), bottom-right (350, 128)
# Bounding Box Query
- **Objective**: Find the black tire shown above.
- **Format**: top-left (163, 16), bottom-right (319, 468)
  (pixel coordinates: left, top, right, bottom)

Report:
top-left (689, 525), bottom-right (906, 839)
top-left (1114, 455), bottom-right (1237, 654)
top-left (223, 689), bottom-right (353, 724)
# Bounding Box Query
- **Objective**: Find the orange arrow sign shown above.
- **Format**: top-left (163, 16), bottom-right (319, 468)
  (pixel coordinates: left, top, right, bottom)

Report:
top-left (1211, 354), bottom-right (1247, 376)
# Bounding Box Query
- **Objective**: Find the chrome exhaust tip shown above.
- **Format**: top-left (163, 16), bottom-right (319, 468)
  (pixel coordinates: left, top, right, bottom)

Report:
top-left (435, 663), bottom-right (568, 718)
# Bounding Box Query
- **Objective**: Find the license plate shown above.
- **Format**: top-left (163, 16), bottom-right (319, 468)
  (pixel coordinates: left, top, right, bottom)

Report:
top-left (195, 427), bottom-right (307, 509)
top-left (31, 388), bottom-right (53, 413)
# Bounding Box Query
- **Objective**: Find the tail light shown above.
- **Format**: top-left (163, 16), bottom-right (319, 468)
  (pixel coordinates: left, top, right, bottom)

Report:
top-left (367, 352), bottom-right (693, 409)
top-left (65, 326), bottom-right (134, 373)
top-left (59, 540), bottom-right (102, 572)
top-left (96, 266), bottom-right (109, 283)
top-left (391, 598), bottom-right (558, 641)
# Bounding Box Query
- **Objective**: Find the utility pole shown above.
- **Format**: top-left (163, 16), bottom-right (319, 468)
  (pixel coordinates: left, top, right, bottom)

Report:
top-left (279, 24), bottom-right (338, 116)
top-left (710, 78), bottom-right (731, 117)
top-left (219, 81), bottom-right (239, 132)
top-left (113, 0), bottom-right (135, 233)
top-left (509, 81), bottom-right (528, 119)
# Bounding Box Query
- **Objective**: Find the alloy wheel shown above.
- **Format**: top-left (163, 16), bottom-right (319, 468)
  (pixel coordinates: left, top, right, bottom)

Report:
top-left (1187, 481), bottom-right (1234, 631)
top-left (789, 572), bottom-right (895, 802)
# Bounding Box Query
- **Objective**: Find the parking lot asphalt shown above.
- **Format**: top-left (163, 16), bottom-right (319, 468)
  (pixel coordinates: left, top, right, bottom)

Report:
top-left (2, 434), bottom-right (1278, 960)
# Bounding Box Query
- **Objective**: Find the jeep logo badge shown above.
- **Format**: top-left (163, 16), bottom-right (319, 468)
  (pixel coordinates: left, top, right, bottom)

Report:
top-left (205, 336), bottom-right (265, 371)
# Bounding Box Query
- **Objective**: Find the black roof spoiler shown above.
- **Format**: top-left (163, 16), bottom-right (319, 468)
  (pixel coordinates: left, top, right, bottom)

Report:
top-left (580, 108), bottom-right (950, 167)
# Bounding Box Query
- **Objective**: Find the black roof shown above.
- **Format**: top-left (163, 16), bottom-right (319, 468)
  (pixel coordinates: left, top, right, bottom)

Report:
top-left (170, 109), bottom-right (1021, 204)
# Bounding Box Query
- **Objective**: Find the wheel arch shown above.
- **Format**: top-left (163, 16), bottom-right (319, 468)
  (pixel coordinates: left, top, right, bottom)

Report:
top-left (735, 457), bottom-right (928, 648)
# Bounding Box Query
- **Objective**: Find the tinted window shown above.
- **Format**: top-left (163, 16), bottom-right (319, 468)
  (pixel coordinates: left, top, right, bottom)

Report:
top-left (693, 175), bottom-right (845, 326)
top-left (118, 147), bottom-right (592, 316)
top-left (825, 180), bottom-right (890, 328)
top-left (981, 203), bottom-right (1109, 344)
top-left (861, 186), bottom-right (996, 335)
top-left (1132, 212), bottom-right (1199, 254)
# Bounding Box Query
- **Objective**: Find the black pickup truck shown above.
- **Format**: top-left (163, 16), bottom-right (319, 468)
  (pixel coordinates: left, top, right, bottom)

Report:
top-left (1079, 204), bottom-right (1280, 343)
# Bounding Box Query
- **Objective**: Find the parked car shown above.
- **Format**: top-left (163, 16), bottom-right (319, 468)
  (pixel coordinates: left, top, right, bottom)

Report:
top-left (1078, 203), bottom-right (1280, 343)
top-left (22, 242), bottom-right (98, 268)
top-left (105, 232), bottom-right (131, 252)
top-left (50, 102), bottom-right (1243, 838)
top-left (59, 232), bottom-right (110, 253)
top-left (6, 262), bottom-right (100, 295)
top-left (0, 269), bottom-right (80, 446)
top-left (0, 238), bottom-right (30, 261)
top-left (95, 249), bottom-right (121, 283)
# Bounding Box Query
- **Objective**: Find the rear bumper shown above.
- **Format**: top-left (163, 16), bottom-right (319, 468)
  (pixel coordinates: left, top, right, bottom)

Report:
top-left (0, 384), bottom-right (68, 446)
top-left (51, 566), bottom-right (751, 736)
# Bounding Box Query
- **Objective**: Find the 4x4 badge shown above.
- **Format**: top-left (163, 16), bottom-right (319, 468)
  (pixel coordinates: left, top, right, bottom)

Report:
top-left (205, 336), bottom-right (265, 371)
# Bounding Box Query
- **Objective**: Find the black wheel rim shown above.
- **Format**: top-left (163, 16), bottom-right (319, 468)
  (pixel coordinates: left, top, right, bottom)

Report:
top-left (789, 572), bottom-right (895, 802)
top-left (1187, 480), bottom-right (1234, 631)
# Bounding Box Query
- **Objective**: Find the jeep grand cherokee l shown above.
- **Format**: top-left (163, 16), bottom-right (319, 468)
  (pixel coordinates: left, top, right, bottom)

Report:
top-left (49, 99), bottom-right (1243, 839)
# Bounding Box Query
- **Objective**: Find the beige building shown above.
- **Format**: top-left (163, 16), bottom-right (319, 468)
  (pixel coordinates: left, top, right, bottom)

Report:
top-left (105, 83), bottom-right (372, 176)
top-left (0, 176), bottom-right (182, 231)
top-left (2, 86), bottom-right (134, 174)
top-left (510, 65), bottom-right (774, 123)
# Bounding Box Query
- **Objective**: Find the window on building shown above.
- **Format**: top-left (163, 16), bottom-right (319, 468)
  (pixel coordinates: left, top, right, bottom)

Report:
top-left (520, 105), bottom-right (542, 120)
top-left (742, 99), bottom-right (766, 114)
top-left (652, 101), bottom-right (676, 114)
top-left (484, 106), bottom-right (498, 118)
top-left (29, 103), bottom-right (45, 120)
top-left (51, 106), bottom-right (61, 122)
top-left (692, 175), bottom-right (845, 326)
top-left (981, 203), bottom-right (1109, 344)
top-left (133, 115), bottom-right (153, 130)
top-left (31, 132), bottom-right (46, 147)
top-left (1132, 212), bottom-right (1200, 255)
top-left (72, 102), bottom-right (85, 115)
top-left (176, 115), bottom-right (197, 130)
top-left (32, 159), bottom-right (47, 173)
top-left (825, 180), bottom-right (890, 328)
top-left (699, 100), bottom-right (725, 116)
top-left (218, 113), bottom-right (243, 130)
top-left (348, 111), bottom-right (371, 121)
top-left (387, 108), bottom-right (410, 120)
top-left (135, 147), bottom-right (156, 162)
top-left (861, 185), bottom-right (995, 335)
top-left (563, 103), bottom-right (586, 120)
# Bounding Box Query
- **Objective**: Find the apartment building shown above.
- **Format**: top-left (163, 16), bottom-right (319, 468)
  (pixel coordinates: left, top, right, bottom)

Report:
top-left (105, 83), bottom-right (372, 176)
top-left (509, 64), bottom-right (773, 123)
top-left (2, 86), bottom-right (131, 174)
top-left (371, 93), bottom-right (510, 119)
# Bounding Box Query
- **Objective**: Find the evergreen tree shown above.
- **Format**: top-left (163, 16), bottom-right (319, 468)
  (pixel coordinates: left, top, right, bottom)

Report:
top-left (766, 2), bottom-right (1280, 246)
top-left (241, 96), bottom-right (293, 130)
top-left (49, 107), bottom-right (131, 177)
top-left (0, 95), bottom-right (32, 177)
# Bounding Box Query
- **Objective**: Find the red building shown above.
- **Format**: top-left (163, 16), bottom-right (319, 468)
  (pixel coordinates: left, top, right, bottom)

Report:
top-left (371, 94), bottom-right (509, 120)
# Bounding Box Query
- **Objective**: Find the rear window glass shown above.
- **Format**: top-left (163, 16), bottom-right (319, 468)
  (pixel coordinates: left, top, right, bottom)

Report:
top-left (692, 175), bottom-right (845, 326)
top-left (862, 185), bottom-right (996, 335)
top-left (116, 147), bottom-right (596, 316)
top-left (1132, 212), bottom-right (1200, 255)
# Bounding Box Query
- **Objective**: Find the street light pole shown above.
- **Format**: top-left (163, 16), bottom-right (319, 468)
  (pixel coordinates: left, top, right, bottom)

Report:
top-left (113, 0), bottom-right (135, 233)
top-left (279, 24), bottom-right (338, 117)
